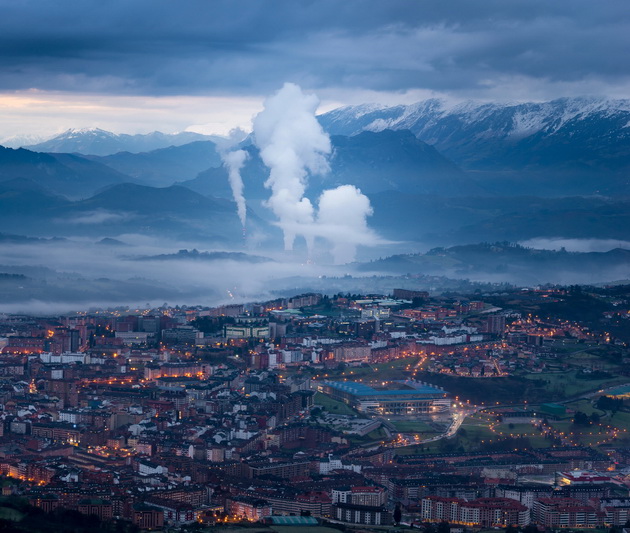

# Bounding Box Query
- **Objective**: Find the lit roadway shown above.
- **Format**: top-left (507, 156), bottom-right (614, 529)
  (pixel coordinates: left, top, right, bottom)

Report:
top-left (382, 404), bottom-right (477, 448)
top-left (379, 379), bottom-right (630, 449)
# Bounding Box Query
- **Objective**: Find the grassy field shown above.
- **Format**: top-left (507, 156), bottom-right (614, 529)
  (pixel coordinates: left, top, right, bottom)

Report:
top-left (567, 351), bottom-right (622, 371)
top-left (548, 339), bottom-right (582, 352)
top-left (521, 369), bottom-right (627, 398)
top-left (461, 417), bottom-right (554, 450)
top-left (212, 529), bottom-right (271, 533)
top-left (0, 506), bottom-right (24, 521)
top-left (605, 411), bottom-right (630, 446)
top-left (459, 418), bottom-right (495, 441)
top-left (608, 410), bottom-right (630, 430)
top-left (544, 416), bottom-right (627, 448)
top-left (365, 427), bottom-right (389, 440)
top-left (391, 420), bottom-right (436, 433)
top-left (315, 357), bottom-right (420, 382)
top-left (564, 398), bottom-right (606, 416)
top-left (313, 392), bottom-right (358, 416)
top-left (494, 422), bottom-right (539, 435)
top-left (272, 527), bottom-right (344, 533)
top-left (395, 409), bottom-right (563, 455)
top-left (395, 414), bottom-right (495, 455)
top-left (348, 426), bottom-right (390, 446)
top-left (491, 421), bottom-right (551, 447)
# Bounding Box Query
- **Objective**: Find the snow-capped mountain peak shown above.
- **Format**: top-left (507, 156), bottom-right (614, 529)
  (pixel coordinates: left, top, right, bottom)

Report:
top-left (318, 96), bottom-right (630, 174)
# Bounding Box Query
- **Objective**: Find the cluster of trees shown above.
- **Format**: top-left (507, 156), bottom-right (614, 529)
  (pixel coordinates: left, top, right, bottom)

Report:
top-left (573, 410), bottom-right (601, 426)
top-left (597, 395), bottom-right (624, 413)
top-left (479, 436), bottom-right (533, 453)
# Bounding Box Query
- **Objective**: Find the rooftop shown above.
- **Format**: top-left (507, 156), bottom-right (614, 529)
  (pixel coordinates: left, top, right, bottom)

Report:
top-left (323, 380), bottom-right (444, 396)
top-left (266, 516), bottom-right (319, 525)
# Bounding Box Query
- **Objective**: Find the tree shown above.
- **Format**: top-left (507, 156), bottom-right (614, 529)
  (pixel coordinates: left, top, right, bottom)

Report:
top-left (437, 521), bottom-right (450, 533)
top-left (573, 411), bottom-right (590, 426)
top-left (393, 503), bottom-right (402, 525)
top-left (597, 395), bottom-right (623, 414)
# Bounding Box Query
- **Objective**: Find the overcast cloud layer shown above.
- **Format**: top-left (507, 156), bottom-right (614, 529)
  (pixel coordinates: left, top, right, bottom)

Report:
top-left (2, 0), bottom-right (630, 137)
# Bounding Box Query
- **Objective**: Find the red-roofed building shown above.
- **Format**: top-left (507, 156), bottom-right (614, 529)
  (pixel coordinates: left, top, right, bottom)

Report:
top-left (558, 471), bottom-right (612, 485)
top-left (533, 498), bottom-right (605, 528)
top-left (421, 496), bottom-right (530, 527)
top-left (350, 486), bottom-right (387, 507)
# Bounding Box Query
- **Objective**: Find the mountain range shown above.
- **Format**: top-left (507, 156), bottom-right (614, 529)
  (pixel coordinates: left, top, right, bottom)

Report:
top-left (0, 96), bottom-right (628, 275)
top-left (366, 191), bottom-right (630, 245)
top-left (4, 96), bottom-right (629, 197)
top-left (21, 128), bottom-right (221, 156)
top-left (319, 97), bottom-right (630, 196)
top-left (356, 242), bottom-right (630, 285)
top-left (85, 141), bottom-right (223, 187)
top-left (0, 145), bottom-right (130, 198)
top-left (0, 179), bottom-right (261, 244)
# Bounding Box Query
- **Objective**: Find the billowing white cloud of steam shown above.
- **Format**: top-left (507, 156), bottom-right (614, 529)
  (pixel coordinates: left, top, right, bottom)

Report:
top-left (252, 83), bottom-right (379, 263)
top-left (317, 185), bottom-right (375, 264)
top-left (216, 128), bottom-right (249, 229)
top-left (253, 82), bottom-right (331, 251)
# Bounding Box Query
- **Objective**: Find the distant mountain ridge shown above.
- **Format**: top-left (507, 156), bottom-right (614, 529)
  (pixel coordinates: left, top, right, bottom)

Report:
top-left (366, 191), bottom-right (630, 245)
top-left (0, 180), bottom-right (265, 244)
top-left (356, 242), bottom-right (630, 285)
top-left (134, 248), bottom-right (272, 263)
top-left (319, 97), bottom-right (630, 195)
top-left (0, 97), bottom-right (627, 256)
top-left (23, 128), bottom-right (223, 156)
top-left (319, 97), bottom-right (630, 153)
top-left (5, 96), bottom-right (630, 196)
top-left (0, 145), bottom-right (132, 198)
top-left (0, 133), bottom-right (48, 149)
top-left (325, 130), bottom-right (476, 195)
top-left (86, 141), bottom-right (222, 187)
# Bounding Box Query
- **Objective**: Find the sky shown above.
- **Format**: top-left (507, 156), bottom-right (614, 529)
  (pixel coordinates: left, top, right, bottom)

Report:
top-left (1, 0), bottom-right (630, 139)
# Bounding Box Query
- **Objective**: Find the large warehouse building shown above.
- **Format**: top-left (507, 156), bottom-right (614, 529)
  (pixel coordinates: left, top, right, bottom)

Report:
top-left (319, 380), bottom-right (450, 415)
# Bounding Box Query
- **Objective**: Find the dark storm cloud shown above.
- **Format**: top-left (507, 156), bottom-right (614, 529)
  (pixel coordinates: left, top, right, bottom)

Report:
top-left (1, 0), bottom-right (629, 97)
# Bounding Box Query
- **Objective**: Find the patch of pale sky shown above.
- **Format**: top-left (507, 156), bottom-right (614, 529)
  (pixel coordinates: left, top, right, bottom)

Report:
top-left (3, 76), bottom-right (630, 141)
top-left (0, 86), bottom-right (464, 141)
top-left (0, 91), bottom-right (264, 139)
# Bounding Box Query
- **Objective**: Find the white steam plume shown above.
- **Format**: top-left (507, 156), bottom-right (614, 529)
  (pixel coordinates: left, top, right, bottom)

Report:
top-left (217, 128), bottom-right (249, 230)
top-left (224, 149), bottom-right (248, 228)
top-left (317, 185), bottom-right (375, 264)
top-left (253, 82), bottom-right (331, 251)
